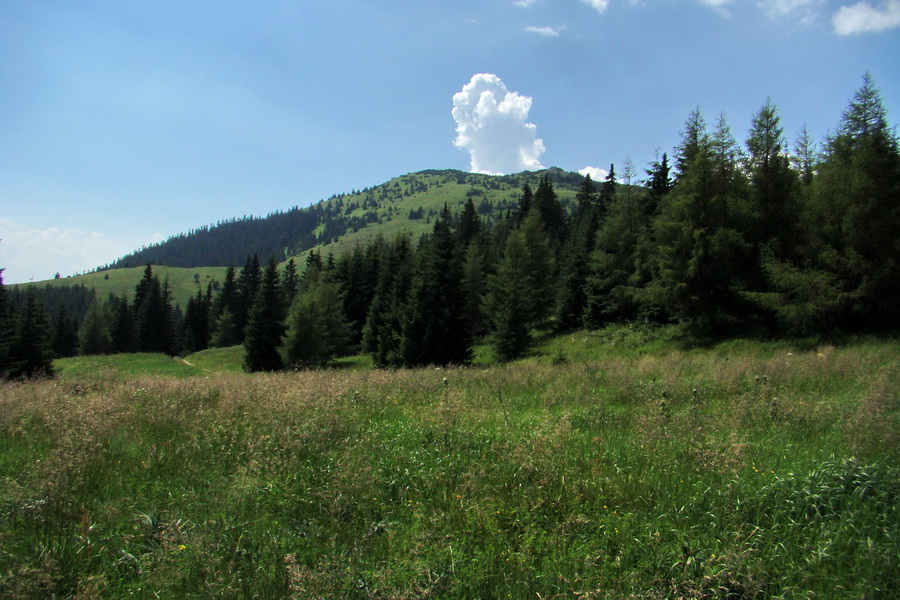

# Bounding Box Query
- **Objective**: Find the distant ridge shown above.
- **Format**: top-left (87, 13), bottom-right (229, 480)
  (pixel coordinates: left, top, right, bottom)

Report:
top-left (104, 167), bottom-right (595, 270)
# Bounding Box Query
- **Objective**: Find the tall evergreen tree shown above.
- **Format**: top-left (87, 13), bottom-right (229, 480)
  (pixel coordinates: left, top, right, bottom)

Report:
top-left (243, 257), bottom-right (286, 372)
top-left (489, 230), bottom-right (535, 360)
top-left (7, 289), bottom-right (54, 378)
top-left (110, 295), bottom-right (136, 353)
top-left (282, 257), bottom-right (300, 305)
top-left (282, 277), bottom-right (350, 369)
top-left (556, 173), bottom-right (600, 330)
top-left (532, 174), bottom-right (567, 244)
top-left (52, 304), bottom-right (79, 358)
top-left (0, 269), bottom-right (12, 377)
top-left (400, 205), bottom-right (473, 366)
top-left (362, 233), bottom-right (414, 368)
top-left (515, 183), bottom-right (534, 225)
top-left (80, 299), bottom-right (114, 356)
top-left (753, 74), bottom-right (900, 332)
top-left (457, 197), bottom-right (482, 247)
top-left (646, 109), bottom-right (752, 332)
top-left (235, 254), bottom-right (261, 343)
top-left (181, 287), bottom-right (211, 354)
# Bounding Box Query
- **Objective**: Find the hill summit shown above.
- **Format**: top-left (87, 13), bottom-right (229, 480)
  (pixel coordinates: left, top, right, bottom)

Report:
top-left (105, 168), bottom-right (594, 271)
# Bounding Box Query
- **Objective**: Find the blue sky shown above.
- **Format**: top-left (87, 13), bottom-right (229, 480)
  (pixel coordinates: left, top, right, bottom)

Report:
top-left (1, 0), bottom-right (898, 284)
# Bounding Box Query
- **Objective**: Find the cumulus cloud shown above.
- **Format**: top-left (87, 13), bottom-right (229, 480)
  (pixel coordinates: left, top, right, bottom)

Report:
top-left (0, 219), bottom-right (132, 284)
top-left (581, 0), bottom-right (611, 13)
top-left (525, 25), bottom-right (566, 36)
top-left (452, 73), bottom-right (546, 175)
top-left (579, 166), bottom-right (610, 181)
top-left (833, 0), bottom-right (900, 34)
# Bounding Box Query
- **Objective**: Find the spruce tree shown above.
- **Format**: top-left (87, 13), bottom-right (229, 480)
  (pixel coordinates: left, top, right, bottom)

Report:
top-left (489, 231), bottom-right (534, 360)
top-left (752, 74), bottom-right (900, 332)
top-left (8, 290), bottom-right (55, 378)
top-left (52, 304), bottom-right (79, 358)
top-left (533, 174), bottom-right (567, 244)
top-left (282, 278), bottom-right (350, 369)
top-left (0, 269), bottom-right (12, 377)
top-left (243, 257), bottom-right (286, 372)
top-left (400, 205), bottom-right (473, 366)
top-left (556, 173), bottom-right (600, 331)
top-left (110, 295), bottom-right (136, 353)
top-left (362, 233), bottom-right (414, 368)
top-left (235, 254), bottom-right (261, 343)
top-left (80, 299), bottom-right (114, 356)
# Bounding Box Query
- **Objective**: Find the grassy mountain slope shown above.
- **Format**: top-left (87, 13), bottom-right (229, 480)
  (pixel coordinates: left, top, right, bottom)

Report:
top-left (19, 167), bottom-right (595, 304)
top-left (31, 265), bottom-right (229, 311)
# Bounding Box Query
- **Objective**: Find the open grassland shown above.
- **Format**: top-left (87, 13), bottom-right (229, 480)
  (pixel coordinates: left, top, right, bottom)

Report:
top-left (31, 265), bottom-right (229, 310)
top-left (1, 330), bottom-right (898, 598)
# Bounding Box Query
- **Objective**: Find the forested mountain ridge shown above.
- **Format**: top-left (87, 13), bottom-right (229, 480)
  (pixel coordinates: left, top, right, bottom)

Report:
top-left (104, 167), bottom-right (595, 270)
top-left (4, 74), bottom-right (897, 379)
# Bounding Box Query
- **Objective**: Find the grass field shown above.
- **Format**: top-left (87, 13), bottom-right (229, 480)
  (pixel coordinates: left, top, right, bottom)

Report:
top-left (1, 327), bottom-right (897, 598)
top-left (31, 265), bottom-right (230, 310)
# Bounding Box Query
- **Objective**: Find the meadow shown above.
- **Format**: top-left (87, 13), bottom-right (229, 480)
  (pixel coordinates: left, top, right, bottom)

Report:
top-left (1, 327), bottom-right (897, 598)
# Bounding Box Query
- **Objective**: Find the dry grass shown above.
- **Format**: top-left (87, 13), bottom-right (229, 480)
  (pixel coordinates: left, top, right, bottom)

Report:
top-left (1, 333), bottom-right (897, 598)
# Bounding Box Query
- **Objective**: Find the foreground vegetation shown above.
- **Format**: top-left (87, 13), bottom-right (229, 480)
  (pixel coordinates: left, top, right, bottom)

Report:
top-left (1, 329), bottom-right (897, 598)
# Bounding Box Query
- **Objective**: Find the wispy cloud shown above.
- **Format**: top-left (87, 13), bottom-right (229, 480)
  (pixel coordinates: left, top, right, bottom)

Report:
top-left (698, 0), bottom-right (735, 18)
top-left (525, 25), bottom-right (566, 36)
top-left (833, 0), bottom-right (900, 34)
top-left (758, 0), bottom-right (825, 23)
top-left (0, 219), bottom-right (133, 284)
top-left (514, 0), bottom-right (539, 7)
top-left (452, 74), bottom-right (546, 175)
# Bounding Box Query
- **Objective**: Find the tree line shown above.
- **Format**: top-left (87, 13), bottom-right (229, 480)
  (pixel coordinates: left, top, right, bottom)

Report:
top-left (2, 74), bottom-right (897, 378)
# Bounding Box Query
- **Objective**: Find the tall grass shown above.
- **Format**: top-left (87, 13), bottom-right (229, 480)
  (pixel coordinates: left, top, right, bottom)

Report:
top-left (1, 330), bottom-right (897, 598)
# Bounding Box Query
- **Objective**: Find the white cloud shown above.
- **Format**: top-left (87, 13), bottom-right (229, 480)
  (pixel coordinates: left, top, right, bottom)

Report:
top-left (452, 73), bottom-right (546, 175)
top-left (833, 0), bottom-right (900, 34)
top-left (758, 0), bottom-right (825, 22)
top-left (0, 219), bottom-right (132, 284)
top-left (579, 166), bottom-right (610, 181)
top-left (525, 25), bottom-right (566, 36)
top-left (514, 0), bottom-right (539, 7)
top-left (698, 0), bottom-right (735, 17)
top-left (581, 0), bottom-right (611, 13)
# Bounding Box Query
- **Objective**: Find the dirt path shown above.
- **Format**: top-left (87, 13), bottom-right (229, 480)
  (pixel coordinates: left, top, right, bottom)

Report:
top-left (176, 357), bottom-right (218, 375)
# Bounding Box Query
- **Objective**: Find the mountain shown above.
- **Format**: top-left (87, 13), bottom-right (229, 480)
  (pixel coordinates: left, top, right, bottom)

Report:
top-left (15, 167), bottom-right (600, 313)
top-left (104, 168), bottom-right (592, 270)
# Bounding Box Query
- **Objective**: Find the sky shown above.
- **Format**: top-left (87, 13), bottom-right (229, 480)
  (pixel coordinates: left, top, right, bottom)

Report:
top-left (1, 0), bottom-right (898, 284)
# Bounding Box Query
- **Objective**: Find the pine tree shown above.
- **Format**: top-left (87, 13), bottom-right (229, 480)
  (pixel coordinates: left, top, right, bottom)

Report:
top-left (0, 269), bottom-right (12, 377)
top-left (235, 254), bottom-right (261, 343)
top-left (282, 278), bottom-right (350, 369)
top-left (533, 174), bottom-right (567, 244)
top-left (489, 231), bottom-right (534, 360)
top-left (556, 173), bottom-right (600, 331)
top-left (8, 290), bottom-right (54, 378)
top-left (181, 287), bottom-right (211, 354)
top-left (282, 257), bottom-right (299, 305)
top-left (79, 299), bottom-right (114, 356)
top-left (243, 257), bottom-right (286, 372)
top-left (110, 295), bottom-right (136, 353)
top-left (756, 74), bottom-right (900, 332)
top-left (400, 205), bottom-right (473, 366)
top-left (362, 233), bottom-right (414, 368)
top-left (52, 304), bottom-right (79, 358)
top-left (457, 197), bottom-right (482, 247)
top-left (515, 183), bottom-right (534, 225)
top-left (646, 109), bottom-right (752, 332)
